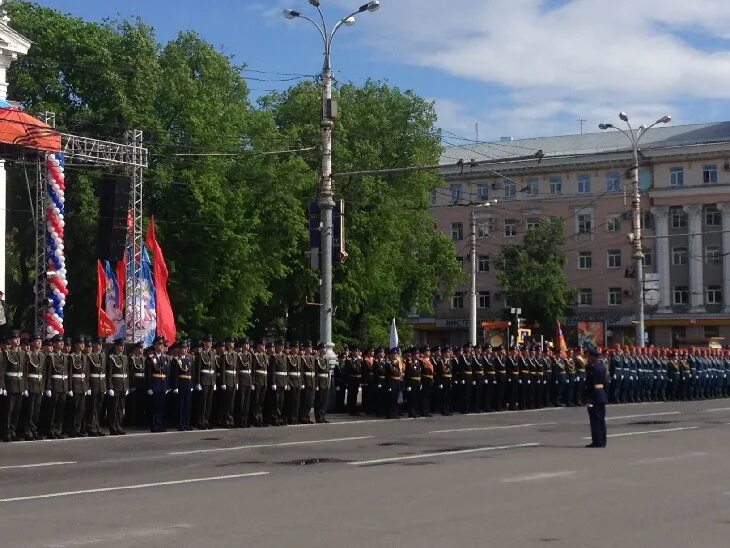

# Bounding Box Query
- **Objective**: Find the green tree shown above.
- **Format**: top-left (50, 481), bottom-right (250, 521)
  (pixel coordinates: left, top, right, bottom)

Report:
top-left (495, 218), bottom-right (575, 333)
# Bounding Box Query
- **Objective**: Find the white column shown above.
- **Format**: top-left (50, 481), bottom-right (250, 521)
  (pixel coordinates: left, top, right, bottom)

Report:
top-left (684, 204), bottom-right (705, 313)
top-left (719, 203), bottom-right (730, 314)
top-left (653, 206), bottom-right (670, 313)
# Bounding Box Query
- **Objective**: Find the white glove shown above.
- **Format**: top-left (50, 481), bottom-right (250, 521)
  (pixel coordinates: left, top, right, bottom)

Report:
top-left (315, 387), bottom-right (319, 391)
top-left (221, 384), bottom-right (227, 391)
top-left (472, 381), bottom-right (476, 386)
top-left (406, 386), bottom-right (412, 392)
top-left (107, 389), bottom-right (115, 397)
top-left (461, 380), bottom-right (466, 385)
top-left (85, 389), bottom-right (91, 396)
top-left (125, 390), bottom-right (130, 396)
top-left (45, 390), bottom-right (52, 397)
top-left (68, 391), bottom-right (74, 397)
top-left (388, 388), bottom-right (392, 392)
top-left (213, 384), bottom-right (217, 392)
top-left (190, 387), bottom-right (194, 392)
top-left (285, 385), bottom-right (290, 391)
top-left (196, 384), bottom-right (202, 391)
top-left (518, 380), bottom-right (522, 384)
top-left (439, 384), bottom-right (443, 389)
top-left (236, 385), bottom-right (239, 391)
top-left (22, 390), bottom-right (28, 397)
top-left (272, 385), bottom-right (277, 391)
top-left (527, 380), bottom-right (531, 384)
top-left (251, 386), bottom-right (255, 391)
top-left (173, 388), bottom-right (179, 394)
top-left (147, 389), bottom-right (153, 395)
top-left (377, 384), bottom-right (382, 389)
top-left (555, 381), bottom-right (559, 385)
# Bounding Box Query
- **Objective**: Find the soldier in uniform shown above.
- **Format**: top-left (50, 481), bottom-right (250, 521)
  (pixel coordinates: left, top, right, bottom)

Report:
top-left (267, 339), bottom-right (287, 426)
top-left (565, 349), bottom-right (577, 407)
top-left (314, 342), bottom-right (331, 423)
top-left (44, 335), bottom-right (68, 439)
top-left (584, 345), bottom-right (608, 448)
top-left (334, 346), bottom-right (347, 413)
top-left (67, 336), bottom-right (89, 437)
top-left (403, 347), bottom-right (421, 418)
top-left (419, 346), bottom-right (434, 417)
top-left (668, 349), bottom-right (681, 401)
top-left (195, 334), bottom-right (216, 429)
top-left (471, 345), bottom-right (484, 413)
top-left (85, 336), bottom-right (107, 437)
top-left (251, 340), bottom-right (268, 427)
top-left (454, 345), bottom-right (472, 414)
top-left (493, 347), bottom-right (508, 411)
top-left (436, 346), bottom-right (454, 415)
top-left (128, 341), bottom-right (147, 427)
top-left (236, 339), bottom-right (253, 428)
top-left (374, 347), bottom-right (387, 417)
top-left (218, 338), bottom-right (237, 428)
top-left (106, 338), bottom-right (129, 435)
top-left (3, 331), bottom-right (26, 441)
top-left (574, 347), bottom-right (587, 406)
top-left (21, 334), bottom-right (45, 440)
top-left (482, 346), bottom-right (495, 412)
top-left (171, 340), bottom-right (194, 431)
top-left (299, 341), bottom-right (316, 424)
top-left (384, 348), bottom-right (401, 419)
top-left (362, 347), bottom-right (375, 415)
top-left (286, 342), bottom-right (303, 424)
top-left (146, 336), bottom-right (170, 432)
top-left (344, 345), bottom-right (362, 416)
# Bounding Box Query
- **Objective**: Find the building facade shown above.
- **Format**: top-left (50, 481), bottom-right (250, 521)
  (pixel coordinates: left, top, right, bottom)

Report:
top-left (411, 122), bottom-right (730, 348)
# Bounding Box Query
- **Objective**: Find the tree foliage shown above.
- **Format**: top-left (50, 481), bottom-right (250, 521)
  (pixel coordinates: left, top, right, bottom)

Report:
top-left (3, 1), bottom-right (461, 346)
top-left (495, 218), bottom-right (575, 332)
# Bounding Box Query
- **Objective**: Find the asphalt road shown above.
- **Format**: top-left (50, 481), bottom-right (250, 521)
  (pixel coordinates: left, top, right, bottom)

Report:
top-left (1, 399), bottom-right (730, 548)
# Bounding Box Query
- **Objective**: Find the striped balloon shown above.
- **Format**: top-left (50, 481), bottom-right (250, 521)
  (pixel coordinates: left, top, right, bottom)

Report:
top-left (45, 152), bottom-right (67, 336)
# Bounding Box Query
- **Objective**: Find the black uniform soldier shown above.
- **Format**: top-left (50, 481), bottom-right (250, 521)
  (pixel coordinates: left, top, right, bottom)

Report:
top-left (574, 347), bottom-right (587, 406)
top-left (195, 335), bottom-right (216, 429)
top-left (362, 347), bottom-right (375, 415)
top-left (314, 342), bottom-right (331, 423)
top-left (345, 346), bottom-right (362, 416)
top-left (236, 339), bottom-right (253, 428)
top-left (482, 346), bottom-right (495, 412)
top-left (44, 335), bottom-right (68, 439)
top-left (299, 341), bottom-right (316, 424)
top-left (494, 347), bottom-right (508, 411)
top-left (251, 341), bottom-right (268, 427)
top-left (22, 334), bottom-right (45, 440)
top-left (267, 339), bottom-right (288, 426)
top-left (403, 348), bottom-right (421, 418)
top-left (172, 341), bottom-right (194, 431)
top-left (374, 348), bottom-right (387, 416)
top-left (128, 341), bottom-right (147, 427)
top-left (419, 346), bottom-right (434, 417)
top-left (146, 336), bottom-right (171, 433)
top-left (85, 336), bottom-right (107, 437)
top-left (219, 338), bottom-right (238, 428)
top-left (106, 338), bottom-right (129, 435)
top-left (384, 348), bottom-right (401, 419)
top-left (436, 346), bottom-right (454, 415)
top-left (334, 346), bottom-right (347, 413)
top-left (286, 343), bottom-right (302, 425)
top-left (505, 348), bottom-right (519, 410)
top-left (584, 345), bottom-right (608, 448)
top-left (3, 331), bottom-right (26, 441)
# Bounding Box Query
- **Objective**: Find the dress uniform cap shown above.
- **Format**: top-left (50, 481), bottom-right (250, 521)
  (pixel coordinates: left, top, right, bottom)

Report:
top-left (431, 345), bottom-right (440, 352)
top-left (275, 338), bottom-right (285, 345)
top-left (94, 336), bottom-right (105, 345)
top-left (8, 329), bottom-right (20, 339)
top-left (153, 336), bottom-right (166, 345)
top-left (72, 335), bottom-right (85, 344)
top-left (586, 345), bottom-right (602, 357)
top-left (214, 340), bottom-right (225, 348)
top-left (317, 342), bottom-right (326, 349)
top-left (203, 334), bottom-right (213, 342)
top-left (20, 336), bottom-right (29, 345)
top-left (225, 336), bottom-right (235, 343)
top-left (305, 340), bottom-right (313, 348)
top-left (32, 333), bottom-right (43, 341)
top-left (266, 341), bottom-right (274, 349)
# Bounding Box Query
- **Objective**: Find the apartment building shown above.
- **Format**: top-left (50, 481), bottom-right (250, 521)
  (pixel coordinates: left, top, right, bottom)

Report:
top-left (410, 122), bottom-right (730, 348)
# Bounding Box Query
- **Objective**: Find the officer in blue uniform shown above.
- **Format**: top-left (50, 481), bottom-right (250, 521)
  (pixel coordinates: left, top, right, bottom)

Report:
top-left (584, 345), bottom-right (608, 448)
top-left (146, 336), bottom-right (170, 432)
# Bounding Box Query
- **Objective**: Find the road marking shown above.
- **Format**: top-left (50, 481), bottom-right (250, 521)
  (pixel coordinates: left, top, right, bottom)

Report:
top-left (631, 452), bottom-right (708, 465)
top-left (168, 435), bottom-right (373, 456)
top-left (501, 471), bottom-right (577, 483)
top-left (429, 422), bottom-right (557, 434)
top-left (0, 461), bottom-right (77, 471)
top-left (0, 472), bottom-right (269, 503)
top-left (582, 426), bottom-right (698, 440)
top-left (606, 411), bottom-right (680, 421)
top-left (27, 428), bottom-right (230, 444)
top-left (44, 525), bottom-right (193, 547)
top-left (705, 407), bottom-right (730, 413)
top-left (350, 442), bottom-right (540, 466)
top-left (463, 407), bottom-right (566, 416)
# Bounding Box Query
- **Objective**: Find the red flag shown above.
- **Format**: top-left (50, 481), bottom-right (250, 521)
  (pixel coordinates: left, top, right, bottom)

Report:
top-left (96, 260), bottom-right (115, 337)
top-left (145, 216), bottom-right (176, 343)
top-left (556, 319), bottom-right (568, 358)
top-left (116, 254), bottom-right (126, 312)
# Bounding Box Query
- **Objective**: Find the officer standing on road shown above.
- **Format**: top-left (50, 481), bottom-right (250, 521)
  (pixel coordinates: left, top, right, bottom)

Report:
top-left (299, 341), bottom-right (316, 424)
top-left (314, 342), bottom-right (330, 423)
top-left (44, 335), bottom-right (68, 439)
top-left (268, 339), bottom-right (288, 426)
top-left (22, 333), bottom-right (45, 441)
top-left (85, 336), bottom-right (107, 437)
top-left (3, 330), bottom-right (26, 442)
top-left (172, 340), bottom-right (194, 431)
top-left (219, 338), bottom-right (237, 428)
top-left (128, 341), bottom-right (146, 427)
top-left (195, 335), bottom-right (216, 429)
top-left (419, 346), bottom-right (434, 417)
top-left (147, 336), bottom-right (170, 433)
top-left (68, 336), bottom-right (89, 438)
top-left (106, 338), bottom-right (128, 435)
top-left (251, 340), bottom-right (268, 427)
top-left (286, 342), bottom-right (302, 424)
top-left (236, 339), bottom-right (253, 428)
top-left (344, 345), bottom-right (362, 416)
top-left (584, 345), bottom-right (608, 448)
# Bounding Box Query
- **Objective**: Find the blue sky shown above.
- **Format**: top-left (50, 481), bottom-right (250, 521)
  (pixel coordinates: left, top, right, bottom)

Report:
top-left (30, 0), bottom-right (730, 143)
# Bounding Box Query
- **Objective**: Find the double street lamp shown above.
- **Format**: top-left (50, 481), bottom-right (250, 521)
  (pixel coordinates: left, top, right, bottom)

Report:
top-left (283, 1), bottom-right (380, 365)
top-left (599, 112), bottom-right (671, 347)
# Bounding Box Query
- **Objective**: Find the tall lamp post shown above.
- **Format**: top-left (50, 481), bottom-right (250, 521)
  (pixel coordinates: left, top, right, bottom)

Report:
top-left (283, 1), bottom-right (380, 366)
top-left (599, 112), bottom-right (671, 347)
top-left (469, 199), bottom-right (497, 346)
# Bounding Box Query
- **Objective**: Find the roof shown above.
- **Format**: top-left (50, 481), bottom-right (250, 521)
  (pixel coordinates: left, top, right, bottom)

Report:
top-left (440, 121), bottom-right (730, 165)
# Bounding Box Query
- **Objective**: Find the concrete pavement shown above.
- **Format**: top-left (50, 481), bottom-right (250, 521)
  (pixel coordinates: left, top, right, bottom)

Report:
top-left (1, 399), bottom-right (730, 547)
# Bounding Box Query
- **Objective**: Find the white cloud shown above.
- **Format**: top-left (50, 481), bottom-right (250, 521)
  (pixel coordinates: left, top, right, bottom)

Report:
top-left (358, 0), bottom-right (730, 138)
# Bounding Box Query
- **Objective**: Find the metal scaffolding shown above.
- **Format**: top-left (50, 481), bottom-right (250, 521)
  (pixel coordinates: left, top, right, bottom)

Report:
top-left (32, 119), bottom-right (148, 341)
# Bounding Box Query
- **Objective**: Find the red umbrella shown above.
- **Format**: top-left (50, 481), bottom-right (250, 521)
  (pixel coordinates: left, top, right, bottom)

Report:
top-left (0, 107), bottom-right (61, 152)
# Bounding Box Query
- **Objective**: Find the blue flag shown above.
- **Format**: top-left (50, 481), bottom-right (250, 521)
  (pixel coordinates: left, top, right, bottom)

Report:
top-left (139, 244), bottom-right (157, 348)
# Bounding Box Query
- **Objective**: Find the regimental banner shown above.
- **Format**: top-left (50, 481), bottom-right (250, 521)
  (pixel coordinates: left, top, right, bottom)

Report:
top-left (576, 320), bottom-right (605, 348)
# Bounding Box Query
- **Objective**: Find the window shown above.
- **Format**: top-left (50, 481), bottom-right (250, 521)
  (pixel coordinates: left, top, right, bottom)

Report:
top-left (504, 181), bottom-right (516, 200)
top-left (671, 247), bottom-right (688, 266)
top-left (549, 176), bottom-right (562, 195)
top-left (450, 183), bottom-right (462, 202)
top-left (607, 172), bottom-right (622, 192)
top-left (703, 164), bottom-right (718, 184)
top-left (476, 184), bottom-right (489, 201)
top-left (451, 222), bottom-right (463, 241)
top-left (478, 255), bottom-right (490, 272)
top-left (642, 248), bottom-right (653, 267)
top-left (476, 220), bottom-right (490, 239)
top-left (451, 292), bottom-right (464, 309)
top-left (577, 213), bottom-right (593, 234)
top-left (526, 218), bottom-right (539, 231)
top-left (671, 207), bottom-right (687, 228)
top-left (578, 251), bottom-right (592, 270)
top-left (670, 167), bottom-right (684, 187)
top-left (673, 286), bottom-right (689, 305)
top-left (478, 291), bottom-right (491, 309)
top-left (455, 255), bottom-right (463, 269)
top-left (671, 326), bottom-right (686, 342)
top-left (607, 215), bottom-right (621, 232)
top-left (608, 288), bottom-right (623, 306)
top-left (705, 245), bottom-right (721, 264)
top-left (578, 288), bottom-right (593, 306)
top-left (526, 178), bottom-right (539, 195)
top-left (707, 286), bottom-right (722, 305)
top-left (641, 211), bottom-right (653, 230)
top-left (705, 206), bottom-right (721, 226)
top-left (504, 219), bottom-right (517, 237)
top-left (704, 325), bottom-right (720, 338)
top-left (578, 174), bottom-right (591, 194)
top-left (607, 250), bottom-right (622, 269)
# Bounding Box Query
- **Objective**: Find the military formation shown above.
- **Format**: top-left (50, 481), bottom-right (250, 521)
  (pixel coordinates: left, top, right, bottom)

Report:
top-left (1, 328), bottom-right (728, 442)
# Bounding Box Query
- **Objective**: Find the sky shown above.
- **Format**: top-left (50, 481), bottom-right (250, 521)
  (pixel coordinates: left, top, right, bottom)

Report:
top-left (25, 0), bottom-right (730, 143)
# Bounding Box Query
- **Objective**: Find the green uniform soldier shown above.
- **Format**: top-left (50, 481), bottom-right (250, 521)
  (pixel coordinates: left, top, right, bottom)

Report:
top-left (68, 336), bottom-right (89, 437)
top-left (267, 340), bottom-right (288, 426)
top-left (286, 343), bottom-right (302, 425)
top-left (107, 338), bottom-right (129, 435)
top-left (22, 334), bottom-right (45, 440)
top-left (44, 335), bottom-right (68, 439)
top-left (195, 334), bottom-right (216, 429)
top-left (236, 339), bottom-right (253, 428)
top-left (85, 336), bottom-right (107, 437)
top-left (251, 341), bottom-right (269, 427)
top-left (298, 341), bottom-right (316, 424)
top-left (3, 330), bottom-right (27, 441)
top-left (314, 342), bottom-right (331, 423)
top-left (219, 337), bottom-right (238, 428)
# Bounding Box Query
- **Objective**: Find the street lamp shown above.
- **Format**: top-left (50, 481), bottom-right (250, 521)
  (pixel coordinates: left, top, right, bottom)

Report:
top-left (469, 199), bottom-right (498, 346)
top-left (599, 112), bottom-right (671, 347)
top-left (283, 1), bottom-right (380, 367)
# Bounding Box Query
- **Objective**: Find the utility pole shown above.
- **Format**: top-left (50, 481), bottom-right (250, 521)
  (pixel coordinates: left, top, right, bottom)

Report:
top-left (469, 200), bottom-right (496, 346)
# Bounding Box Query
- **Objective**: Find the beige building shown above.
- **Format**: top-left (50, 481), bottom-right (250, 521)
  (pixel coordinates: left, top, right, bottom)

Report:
top-left (410, 122), bottom-right (730, 348)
